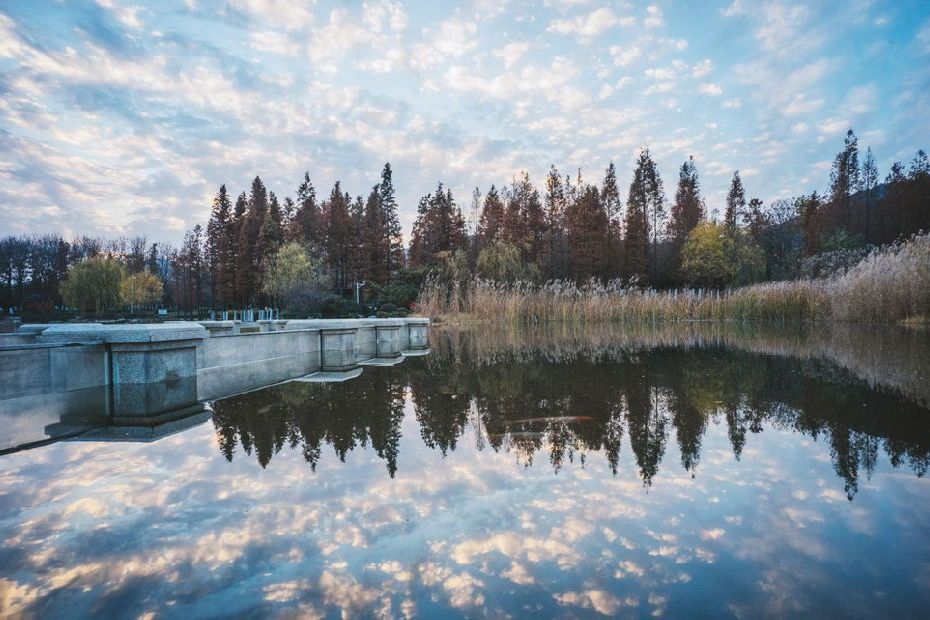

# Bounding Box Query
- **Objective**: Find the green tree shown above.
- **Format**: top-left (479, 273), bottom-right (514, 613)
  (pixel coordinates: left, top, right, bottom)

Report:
top-left (262, 242), bottom-right (331, 317)
top-left (60, 257), bottom-right (125, 314)
top-left (476, 239), bottom-right (537, 282)
top-left (680, 222), bottom-right (764, 288)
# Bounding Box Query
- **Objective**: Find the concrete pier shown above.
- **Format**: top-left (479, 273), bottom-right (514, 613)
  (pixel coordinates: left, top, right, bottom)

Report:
top-left (0, 317), bottom-right (430, 438)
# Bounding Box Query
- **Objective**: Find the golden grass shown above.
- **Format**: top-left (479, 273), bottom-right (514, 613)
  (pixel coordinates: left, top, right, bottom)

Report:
top-left (419, 232), bottom-right (930, 324)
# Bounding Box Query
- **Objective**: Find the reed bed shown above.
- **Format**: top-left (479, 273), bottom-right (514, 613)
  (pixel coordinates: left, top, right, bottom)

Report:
top-left (418, 232), bottom-right (930, 324)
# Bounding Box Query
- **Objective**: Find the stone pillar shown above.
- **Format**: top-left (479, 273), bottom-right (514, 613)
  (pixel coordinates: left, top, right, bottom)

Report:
top-left (39, 322), bottom-right (207, 423)
top-left (375, 319), bottom-right (405, 358)
top-left (406, 318), bottom-right (430, 350)
top-left (320, 328), bottom-right (358, 371)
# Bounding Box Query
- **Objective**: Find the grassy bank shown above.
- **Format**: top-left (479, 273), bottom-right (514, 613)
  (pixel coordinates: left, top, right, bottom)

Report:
top-left (418, 232), bottom-right (930, 324)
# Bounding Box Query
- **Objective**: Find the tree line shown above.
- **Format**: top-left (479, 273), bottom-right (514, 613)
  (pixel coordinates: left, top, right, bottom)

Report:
top-left (412, 129), bottom-right (929, 289)
top-left (1, 130), bottom-right (927, 317)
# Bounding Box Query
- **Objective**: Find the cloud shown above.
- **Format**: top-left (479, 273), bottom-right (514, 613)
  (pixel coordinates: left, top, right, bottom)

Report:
top-left (699, 83), bottom-right (723, 96)
top-left (493, 41), bottom-right (531, 68)
top-left (546, 7), bottom-right (633, 40)
top-left (692, 59), bottom-right (713, 78)
top-left (554, 590), bottom-right (626, 615)
top-left (644, 5), bottom-right (665, 29)
top-left (411, 16), bottom-right (478, 69)
top-left (608, 44), bottom-right (641, 67)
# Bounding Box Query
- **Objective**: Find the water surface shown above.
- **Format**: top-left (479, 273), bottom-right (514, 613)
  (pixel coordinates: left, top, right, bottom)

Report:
top-left (1, 324), bottom-right (929, 618)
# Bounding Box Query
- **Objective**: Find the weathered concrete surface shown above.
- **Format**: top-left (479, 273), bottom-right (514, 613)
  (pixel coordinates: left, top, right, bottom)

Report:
top-left (39, 322), bottom-right (208, 344)
top-left (407, 318), bottom-right (430, 349)
top-left (197, 329), bottom-right (321, 400)
top-left (1, 317), bottom-right (430, 447)
top-left (0, 343), bottom-right (108, 400)
top-left (320, 328), bottom-right (357, 371)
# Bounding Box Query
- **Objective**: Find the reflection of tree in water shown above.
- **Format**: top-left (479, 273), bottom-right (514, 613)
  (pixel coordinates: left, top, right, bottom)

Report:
top-left (211, 368), bottom-right (405, 476)
top-left (413, 328), bottom-right (930, 496)
top-left (212, 326), bottom-right (930, 498)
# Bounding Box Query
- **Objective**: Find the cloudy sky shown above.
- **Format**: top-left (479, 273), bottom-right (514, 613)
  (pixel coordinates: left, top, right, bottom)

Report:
top-left (1, 0), bottom-right (928, 244)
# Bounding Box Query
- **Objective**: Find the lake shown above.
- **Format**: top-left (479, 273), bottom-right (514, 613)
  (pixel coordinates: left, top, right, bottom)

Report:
top-left (1, 323), bottom-right (929, 618)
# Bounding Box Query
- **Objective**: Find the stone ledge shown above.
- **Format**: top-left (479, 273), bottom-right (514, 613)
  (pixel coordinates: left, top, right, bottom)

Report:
top-left (38, 322), bottom-right (208, 344)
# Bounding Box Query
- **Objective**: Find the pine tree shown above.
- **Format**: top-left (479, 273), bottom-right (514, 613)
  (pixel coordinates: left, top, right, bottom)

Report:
top-left (206, 184), bottom-right (232, 308)
top-left (322, 182), bottom-right (353, 290)
top-left (261, 191), bottom-right (285, 259)
top-left (362, 185), bottom-right (388, 283)
top-left (798, 191), bottom-right (823, 256)
top-left (906, 150), bottom-right (930, 236)
top-left (231, 191), bottom-right (247, 305)
top-left (861, 146), bottom-right (878, 244)
top-left (601, 162), bottom-right (622, 277)
top-left (543, 166), bottom-right (567, 279)
top-left (502, 176), bottom-right (527, 244)
top-left (408, 183), bottom-right (466, 267)
top-left (478, 185), bottom-right (505, 243)
top-left (624, 149), bottom-right (663, 280)
top-left (725, 171), bottom-right (746, 231)
top-left (882, 161), bottom-right (907, 243)
top-left (378, 163), bottom-right (405, 277)
top-left (565, 184), bottom-right (608, 280)
top-left (293, 172), bottom-right (323, 254)
top-left (668, 157), bottom-right (703, 244)
top-left (238, 177), bottom-right (268, 305)
top-left (829, 129), bottom-right (860, 231)
top-left (624, 155), bottom-right (650, 280)
top-left (349, 193), bottom-right (365, 286)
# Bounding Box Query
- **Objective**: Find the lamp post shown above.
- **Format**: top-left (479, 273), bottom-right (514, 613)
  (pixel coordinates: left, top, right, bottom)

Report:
top-left (355, 281), bottom-right (366, 305)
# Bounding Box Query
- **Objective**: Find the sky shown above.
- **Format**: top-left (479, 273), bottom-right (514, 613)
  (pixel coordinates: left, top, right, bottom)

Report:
top-left (0, 0), bottom-right (928, 245)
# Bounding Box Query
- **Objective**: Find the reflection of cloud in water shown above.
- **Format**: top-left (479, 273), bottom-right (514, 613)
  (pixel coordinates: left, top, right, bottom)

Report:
top-left (2, 327), bottom-right (930, 616)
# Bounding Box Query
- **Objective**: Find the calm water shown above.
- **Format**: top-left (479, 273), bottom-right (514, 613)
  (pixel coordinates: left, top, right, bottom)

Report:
top-left (1, 324), bottom-right (930, 618)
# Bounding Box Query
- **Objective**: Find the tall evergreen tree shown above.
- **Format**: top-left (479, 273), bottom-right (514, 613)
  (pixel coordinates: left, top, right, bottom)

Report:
top-left (322, 182), bottom-right (353, 290)
top-left (378, 163), bottom-right (405, 277)
top-left (668, 157), bottom-right (703, 244)
top-left (231, 191), bottom-right (247, 305)
top-left (601, 162), bottom-right (622, 277)
top-left (565, 184), bottom-right (608, 280)
top-left (829, 129), bottom-right (860, 230)
top-left (362, 186), bottom-right (385, 283)
top-left (206, 184), bottom-right (232, 308)
top-left (624, 149), bottom-right (663, 280)
top-left (725, 171), bottom-right (746, 230)
top-left (409, 183), bottom-right (466, 266)
top-left (861, 146), bottom-right (878, 244)
top-left (238, 177), bottom-right (268, 305)
top-left (544, 166), bottom-right (568, 278)
top-left (478, 185), bottom-right (505, 243)
top-left (261, 191), bottom-right (285, 259)
top-left (293, 172), bottom-right (323, 253)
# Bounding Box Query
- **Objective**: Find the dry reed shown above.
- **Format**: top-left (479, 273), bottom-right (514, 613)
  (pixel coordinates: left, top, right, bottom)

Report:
top-left (418, 232), bottom-right (930, 324)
